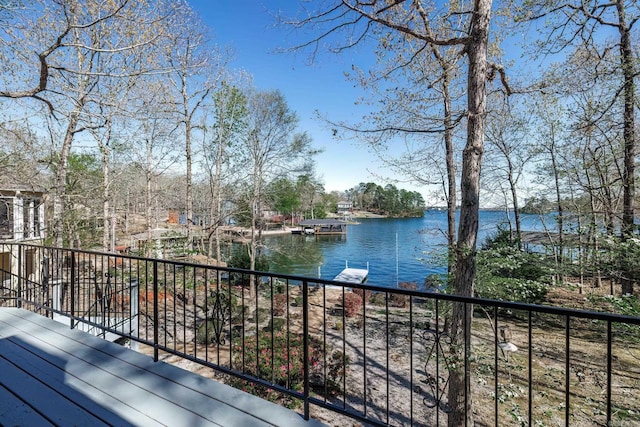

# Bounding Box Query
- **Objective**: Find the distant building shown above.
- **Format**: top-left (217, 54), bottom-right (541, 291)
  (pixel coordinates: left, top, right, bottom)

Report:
top-left (0, 183), bottom-right (47, 296)
top-left (336, 200), bottom-right (353, 214)
top-left (0, 185), bottom-right (46, 242)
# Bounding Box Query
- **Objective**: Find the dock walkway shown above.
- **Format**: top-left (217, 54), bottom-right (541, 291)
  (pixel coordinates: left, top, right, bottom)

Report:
top-left (0, 308), bottom-right (325, 427)
top-left (333, 267), bottom-right (369, 284)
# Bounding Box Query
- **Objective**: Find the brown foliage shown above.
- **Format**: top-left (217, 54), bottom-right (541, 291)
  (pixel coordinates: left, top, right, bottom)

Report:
top-left (343, 292), bottom-right (363, 317)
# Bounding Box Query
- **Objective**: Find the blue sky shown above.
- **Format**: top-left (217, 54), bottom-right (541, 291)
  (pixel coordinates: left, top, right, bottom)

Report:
top-left (188, 0), bottom-right (409, 195)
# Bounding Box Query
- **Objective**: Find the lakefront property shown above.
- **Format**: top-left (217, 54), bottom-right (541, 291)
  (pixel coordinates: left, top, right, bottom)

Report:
top-left (2, 1), bottom-right (640, 426)
top-left (2, 190), bottom-right (640, 425)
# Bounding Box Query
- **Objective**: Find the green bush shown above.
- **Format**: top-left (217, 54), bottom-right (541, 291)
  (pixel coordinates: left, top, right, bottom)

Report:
top-left (369, 292), bottom-right (387, 306)
top-left (227, 245), bottom-right (269, 286)
top-left (263, 317), bottom-right (286, 332)
top-left (476, 229), bottom-right (551, 304)
top-left (228, 245), bottom-right (269, 271)
top-left (477, 276), bottom-right (548, 304)
top-left (196, 319), bottom-right (226, 345)
top-left (599, 237), bottom-right (640, 287)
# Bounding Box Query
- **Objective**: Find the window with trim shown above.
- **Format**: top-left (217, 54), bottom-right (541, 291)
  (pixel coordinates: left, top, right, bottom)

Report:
top-left (0, 198), bottom-right (13, 239)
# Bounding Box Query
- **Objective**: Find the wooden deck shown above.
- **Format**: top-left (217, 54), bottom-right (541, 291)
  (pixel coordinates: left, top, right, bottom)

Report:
top-left (0, 308), bottom-right (325, 427)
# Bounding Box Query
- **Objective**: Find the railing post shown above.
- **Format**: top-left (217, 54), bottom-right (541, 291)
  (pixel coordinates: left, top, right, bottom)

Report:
top-left (70, 250), bottom-right (76, 329)
top-left (606, 320), bottom-right (612, 426)
top-left (153, 260), bottom-right (159, 362)
top-left (16, 244), bottom-right (22, 308)
top-left (302, 278), bottom-right (309, 420)
top-left (130, 279), bottom-right (139, 352)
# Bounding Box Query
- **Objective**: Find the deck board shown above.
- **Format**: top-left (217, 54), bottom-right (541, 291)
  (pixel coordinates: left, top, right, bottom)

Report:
top-left (0, 308), bottom-right (325, 427)
top-left (0, 383), bottom-right (57, 426)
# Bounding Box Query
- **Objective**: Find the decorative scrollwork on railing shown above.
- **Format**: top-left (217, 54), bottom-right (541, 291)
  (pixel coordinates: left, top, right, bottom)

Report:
top-left (207, 290), bottom-right (230, 345)
top-left (420, 326), bottom-right (453, 413)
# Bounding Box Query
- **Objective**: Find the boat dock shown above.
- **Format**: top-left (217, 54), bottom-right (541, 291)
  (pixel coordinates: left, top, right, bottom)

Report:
top-left (333, 262), bottom-right (369, 284)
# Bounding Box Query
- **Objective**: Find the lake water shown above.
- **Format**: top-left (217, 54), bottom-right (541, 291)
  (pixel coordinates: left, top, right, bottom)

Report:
top-left (263, 210), bottom-right (551, 288)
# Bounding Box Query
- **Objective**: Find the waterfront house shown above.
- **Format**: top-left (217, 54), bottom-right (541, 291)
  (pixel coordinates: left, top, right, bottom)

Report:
top-left (0, 182), bottom-right (46, 290)
top-left (336, 200), bottom-right (353, 214)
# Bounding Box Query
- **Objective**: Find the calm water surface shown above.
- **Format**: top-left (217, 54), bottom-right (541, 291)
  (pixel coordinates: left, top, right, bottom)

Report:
top-left (263, 210), bottom-right (549, 289)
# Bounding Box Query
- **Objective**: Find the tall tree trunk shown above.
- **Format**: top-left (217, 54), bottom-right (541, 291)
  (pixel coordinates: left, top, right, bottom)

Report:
top-left (102, 145), bottom-right (111, 251)
top-left (98, 119), bottom-right (114, 252)
top-left (53, 9), bottom-right (86, 249)
top-left (249, 163), bottom-right (260, 301)
top-left (616, 0), bottom-right (635, 293)
top-left (443, 63), bottom-right (457, 276)
top-left (448, 1), bottom-right (492, 425)
top-left (550, 137), bottom-right (565, 283)
top-left (145, 139), bottom-right (153, 256)
top-left (507, 162), bottom-right (522, 249)
top-left (213, 130), bottom-right (225, 267)
top-left (618, 0), bottom-right (636, 241)
top-left (53, 110), bottom-right (80, 247)
top-left (182, 74), bottom-right (194, 250)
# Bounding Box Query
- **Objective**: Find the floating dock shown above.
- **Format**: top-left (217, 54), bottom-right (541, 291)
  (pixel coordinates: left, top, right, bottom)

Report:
top-left (333, 262), bottom-right (369, 284)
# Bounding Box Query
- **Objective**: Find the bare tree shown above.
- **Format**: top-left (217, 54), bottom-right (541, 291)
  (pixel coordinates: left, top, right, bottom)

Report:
top-left (0, 120), bottom-right (47, 189)
top-left (335, 37), bottom-right (466, 274)
top-left (240, 89), bottom-right (317, 300)
top-left (517, 0), bottom-right (637, 242)
top-left (0, 0), bottom-right (176, 246)
top-left (284, 1), bottom-right (501, 423)
top-left (530, 94), bottom-right (571, 283)
top-left (164, 4), bottom-right (230, 249)
top-left (126, 81), bottom-right (180, 251)
top-left (484, 99), bottom-right (534, 247)
top-left (202, 82), bottom-right (248, 264)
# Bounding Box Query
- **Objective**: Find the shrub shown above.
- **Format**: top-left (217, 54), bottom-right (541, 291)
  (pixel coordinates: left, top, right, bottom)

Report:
top-left (424, 274), bottom-right (445, 291)
top-left (263, 317), bottom-right (286, 332)
top-left (293, 295), bottom-right (303, 307)
top-left (272, 293), bottom-right (288, 316)
top-left (353, 287), bottom-right (372, 303)
top-left (196, 290), bottom-right (232, 344)
top-left (196, 319), bottom-right (226, 345)
top-left (273, 280), bottom-right (286, 295)
top-left (369, 291), bottom-right (386, 306)
top-left (478, 277), bottom-right (548, 304)
top-left (599, 237), bottom-right (640, 289)
top-left (229, 332), bottom-right (347, 408)
top-left (228, 245), bottom-right (270, 271)
top-left (390, 281), bottom-right (417, 308)
top-left (343, 292), bottom-right (363, 317)
top-left (227, 245), bottom-right (269, 286)
top-left (324, 350), bottom-right (350, 393)
top-left (476, 231), bottom-right (551, 304)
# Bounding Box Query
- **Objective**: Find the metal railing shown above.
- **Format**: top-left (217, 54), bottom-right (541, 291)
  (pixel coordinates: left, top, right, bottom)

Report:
top-left (1, 242), bottom-right (639, 426)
